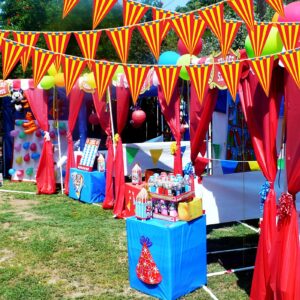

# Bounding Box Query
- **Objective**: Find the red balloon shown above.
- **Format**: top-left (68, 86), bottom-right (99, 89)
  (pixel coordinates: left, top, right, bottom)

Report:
top-left (24, 153), bottom-right (30, 162)
top-left (88, 113), bottom-right (100, 125)
top-left (178, 38), bottom-right (203, 56)
top-left (131, 110), bottom-right (146, 128)
top-left (278, 2), bottom-right (300, 23)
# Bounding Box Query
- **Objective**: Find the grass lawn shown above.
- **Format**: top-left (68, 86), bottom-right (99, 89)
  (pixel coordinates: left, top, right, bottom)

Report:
top-left (0, 181), bottom-right (258, 300)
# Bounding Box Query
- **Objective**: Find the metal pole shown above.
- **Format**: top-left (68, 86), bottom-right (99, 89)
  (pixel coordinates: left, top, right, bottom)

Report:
top-left (107, 87), bottom-right (116, 156)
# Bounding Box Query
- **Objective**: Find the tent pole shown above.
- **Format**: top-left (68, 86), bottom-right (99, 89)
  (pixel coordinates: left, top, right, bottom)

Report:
top-left (107, 87), bottom-right (116, 156)
top-left (54, 86), bottom-right (64, 194)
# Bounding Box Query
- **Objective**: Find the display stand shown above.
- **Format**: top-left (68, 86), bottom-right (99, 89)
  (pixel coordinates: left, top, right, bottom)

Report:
top-left (69, 168), bottom-right (105, 203)
top-left (126, 216), bottom-right (207, 300)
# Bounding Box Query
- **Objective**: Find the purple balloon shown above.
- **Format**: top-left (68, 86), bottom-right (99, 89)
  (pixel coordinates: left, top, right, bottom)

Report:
top-left (14, 143), bottom-right (22, 152)
top-left (10, 130), bottom-right (19, 137)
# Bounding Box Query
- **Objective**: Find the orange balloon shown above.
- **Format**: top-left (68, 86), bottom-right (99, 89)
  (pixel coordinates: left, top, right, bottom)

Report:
top-left (54, 73), bottom-right (65, 87)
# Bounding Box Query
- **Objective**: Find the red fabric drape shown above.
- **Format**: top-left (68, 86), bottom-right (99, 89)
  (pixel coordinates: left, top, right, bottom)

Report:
top-left (117, 86), bottom-right (130, 133)
top-left (239, 63), bottom-right (283, 300)
top-left (64, 84), bottom-right (85, 195)
top-left (158, 86), bottom-right (182, 175)
top-left (25, 89), bottom-right (55, 194)
top-left (92, 91), bottom-right (114, 209)
top-left (189, 85), bottom-right (218, 177)
top-left (272, 71), bottom-right (300, 300)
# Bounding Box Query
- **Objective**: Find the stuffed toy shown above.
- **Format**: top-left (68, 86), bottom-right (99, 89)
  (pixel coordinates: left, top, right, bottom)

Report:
top-left (10, 88), bottom-right (29, 112)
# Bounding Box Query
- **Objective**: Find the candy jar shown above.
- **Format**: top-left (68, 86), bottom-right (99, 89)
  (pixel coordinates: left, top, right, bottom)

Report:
top-left (160, 200), bottom-right (168, 215)
top-left (169, 203), bottom-right (178, 217)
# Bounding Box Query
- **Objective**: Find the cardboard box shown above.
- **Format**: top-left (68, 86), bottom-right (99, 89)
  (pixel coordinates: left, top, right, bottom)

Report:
top-left (124, 182), bottom-right (146, 217)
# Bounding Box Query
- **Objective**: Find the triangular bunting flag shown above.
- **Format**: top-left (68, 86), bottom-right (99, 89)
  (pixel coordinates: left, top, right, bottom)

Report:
top-left (279, 50), bottom-right (300, 88)
top-left (218, 61), bottom-right (242, 101)
top-left (221, 21), bottom-right (241, 57)
top-left (138, 20), bottom-right (169, 61)
top-left (106, 27), bottom-right (134, 63)
top-left (92, 61), bottom-right (118, 100)
top-left (180, 146), bottom-right (186, 156)
top-left (249, 56), bottom-right (274, 96)
top-left (0, 31), bottom-right (10, 50)
top-left (186, 64), bottom-right (212, 104)
top-left (247, 22), bottom-right (272, 57)
top-left (62, 56), bottom-right (87, 95)
top-left (266, 0), bottom-right (285, 17)
top-left (13, 32), bottom-right (40, 72)
top-left (63, 0), bottom-right (80, 18)
top-left (221, 160), bottom-right (238, 174)
top-left (126, 147), bottom-right (139, 164)
top-left (44, 32), bottom-right (71, 71)
top-left (249, 161), bottom-right (261, 171)
top-left (154, 66), bottom-right (181, 105)
top-left (152, 9), bottom-right (174, 40)
top-left (198, 3), bottom-right (224, 45)
top-left (123, 0), bottom-right (148, 26)
top-left (74, 31), bottom-right (101, 69)
top-left (150, 149), bottom-right (163, 165)
top-left (227, 0), bottom-right (255, 30)
top-left (212, 144), bottom-right (221, 159)
top-left (276, 23), bottom-right (300, 51)
top-left (32, 49), bottom-right (56, 87)
top-left (171, 13), bottom-right (206, 55)
top-left (278, 158), bottom-right (285, 169)
top-left (1, 40), bottom-right (25, 80)
top-left (93, 0), bottom-right (118, 29)
top-left (124, 65), bottom-right (150, 105)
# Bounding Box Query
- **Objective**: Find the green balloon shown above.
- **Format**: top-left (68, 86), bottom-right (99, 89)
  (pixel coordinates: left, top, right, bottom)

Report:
top-left (18, 132), bottom-right (26, 139)
top-left (40, 75), bottom-right (55, 90)
top-left (245, 27), bottom-right (283, 58)
top-left (113, 65), bottom-right (124, 81)
top-left (176, 54), bottom-right (198, 80)
top-left (26, 167), bottom-right (34, 176)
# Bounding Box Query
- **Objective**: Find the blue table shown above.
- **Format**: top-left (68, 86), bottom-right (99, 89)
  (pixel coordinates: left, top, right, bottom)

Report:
top-left (69, 168), bottom-right (105, 203)
top-left (126, 216), bottom-right (207, 300)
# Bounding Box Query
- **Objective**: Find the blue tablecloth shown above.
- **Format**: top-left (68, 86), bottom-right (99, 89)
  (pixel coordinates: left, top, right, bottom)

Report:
top-left (69, 168), bottom-right (105, 203)
top-left (126, 216), bottom-right (207, 300)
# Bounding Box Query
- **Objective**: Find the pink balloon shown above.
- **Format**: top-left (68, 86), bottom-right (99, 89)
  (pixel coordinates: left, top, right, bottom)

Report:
top-left (278, 2), bottom-right (300, 23)
top-left (10, 130), bottom-right (19, 137)
top-left (14, 143), bottom-right (22, 152)
top-left (24, 153), bottom-right (30, 162)
top-left (178, 38), bottom-right (203, 56)
top-left (16, 170), bottom-right (24, 177)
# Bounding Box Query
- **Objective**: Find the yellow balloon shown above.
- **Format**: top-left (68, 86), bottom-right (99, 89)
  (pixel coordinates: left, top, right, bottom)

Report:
top-left (86, 72), bottom-right (96, 89)
top-left (54, 73), bottom-right (65, 87)
top-left (272, 12), bottom-right (279, 23)
top-left (47, 64), bottom-right (59, 76)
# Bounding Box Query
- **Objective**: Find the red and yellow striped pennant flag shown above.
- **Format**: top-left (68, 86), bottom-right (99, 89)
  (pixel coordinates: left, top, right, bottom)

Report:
top-left (44, 32), bottom-right (71, 71)
top-left (93, 0), bottom-right (118, 29)
top-left (249, 56), bottom-right (274, 96)
top-left (74, 31), bottom-right (101, 69)
top-left (63, 0), bottom-right (80, 18)
top-left (221, 21), bottom-right (241, 57)
top-left (123, 0), bottom-right (148, 26)
top-left (247, 22), bottom-right (273, 57)
top-left (32, 49), bottom-right (56, 87)
top-left (266, 0), bottom-right (285, 17)
top-left (138, 20), bottom-right (168, 61)
top-left (198, 3), bottom-right (224, 45)
top-left (1, 40), bottom-right (25, 79)
top-left (186, 64), bottom-right (212, 104)
top-left (276, 23), bottom-right (300, 51)
top-left (62, 55), bottom-right (87, 95)
top-left (124, 65), bottom-right (150, 105)
top-left (152, 9), bottom-right (174, 40)
top-left (92, 61), bottom-right (118, 100)
top-left (171, 13), bottom-right (206, 55)
top-left (0, 31), bottom-right (10, 50)
top-left (218, 61), bottom-right (242, 101)
top-left (13, 32), bottom-right (40, 72)
top-left (106, 27), bottom-right (134, 63)
top-left (227, 0), bottom-right (255, 30)
top-left (154, 66), bottom-right (181, 105)
top-left (279, 50), bottom-right (300, 88)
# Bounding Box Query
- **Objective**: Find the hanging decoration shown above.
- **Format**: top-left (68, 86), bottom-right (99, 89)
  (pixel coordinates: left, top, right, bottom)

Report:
top-left (123, 0), bottom-right (148, 26)
top-left (247, 22), bottom-right (273, 57)
top-left (92, 61), bottom-right (117, 99)
top-left (249, 56), bottom-right (274, 96)
top-left (221, 21), bottom-right (241, 57)
top-left (1, 41), bottom-right (25, 80)
top-left (276, 23), bottom-right (300, 51)
top-left (279, 50), bottom-right (300, 88)
top-left (152, 9), bottom-right (174, 40)
top-left (44, 32), bottom-right (71, 71)
top-left (154, 66), bottom-right (181, 105)
top-left (93, 0), bottom-right (118, 29)
top-left (63, 0), bottom-right (80, 18)
top-left (13, 32), bottom-right (40, 72)
top-left (74, 31), bottom-right (101, 69)
top-left (124, 65), bottom-right (150, 105)
top-left (265, 0), bottom-right (285, 17)
top-left (171, 13), bottom-right (206, 56)
top-left (138, 20), bottom-right (169, 61)
top-left (186, 64), bottom-right (213, 104)
top-left (131, 108), bottom-right (146, 128)
top-left (227, 0), bottom-right (255, 30)
top-left (218, 61), bottom-right (242, 101)
top-left (62, 56), bottom-right (87, 95)
top-left (106, 27), bottom-right (134, 63)
top-left (0, 31), bottom-right (10, 50)
top-left (32, 49), bottom-right (56, 87)
top-left (149, 149), bottom-right (163, 165)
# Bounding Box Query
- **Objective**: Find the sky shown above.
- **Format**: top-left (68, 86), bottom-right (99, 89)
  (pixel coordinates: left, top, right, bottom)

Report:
top-left (160, 0), bottom-right (190, 10)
